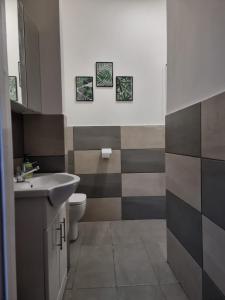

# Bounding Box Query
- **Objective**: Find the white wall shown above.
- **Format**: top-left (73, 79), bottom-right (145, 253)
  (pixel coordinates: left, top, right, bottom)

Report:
top-left (167, 0), bottom-right (225, 114)
top-left (5, 0), bottom-right (22, 103)
top-left (60, 0), bottom-right (167, 126)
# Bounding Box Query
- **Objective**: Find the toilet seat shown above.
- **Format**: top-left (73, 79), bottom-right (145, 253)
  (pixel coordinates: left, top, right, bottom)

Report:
top-left (69, 193), bottom-right (86, 206)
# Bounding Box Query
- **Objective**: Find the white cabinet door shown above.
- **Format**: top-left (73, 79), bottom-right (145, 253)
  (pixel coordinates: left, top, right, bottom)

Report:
top-left (59, 203), bottom-right (68, 291)
top-left (45, 215), bottom-right (60, 300)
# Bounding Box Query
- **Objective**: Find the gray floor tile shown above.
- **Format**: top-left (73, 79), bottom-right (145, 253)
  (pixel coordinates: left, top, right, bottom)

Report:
top-left (63, 290), bottom-right (72, 300)
top-left (161, 284), bottom-right (189, 300)
top-left (65, 267), bottom-right (76, 290)
top-left (72, 288), bottom-right (117, 300)
top-left (111, 221), bottom-right (142, 245)
top-left (114, 244), bottom-right (158, 286)
top-left (144, 241), bottom-right (167, 263)
top-left (80, 222), bottom-right (112, 245)
top-left (138, 220), bottom-right (167, 244)
top-left (74, 245), bottom-right (115, 288)
top-left (152, 263), bottom-right (178, 285)
top-left (118, 285), bottom-right (165, 300)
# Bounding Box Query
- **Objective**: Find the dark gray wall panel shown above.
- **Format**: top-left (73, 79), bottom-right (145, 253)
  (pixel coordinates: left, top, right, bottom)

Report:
top-left (11, 112), bottom-right (24, 159)
top-left (28, 156), bottom-right (65, 173)
top-left (77, 174), bottom-right (122, 198)
top-left (122, 196), bottom-right (166, 220)
top-left (203, 272), bottom-right (225, 300)
top-left (202, 158), bottom-right (225, 230)
top-left (166, 103), bottom-right (201, 157)
top-left (167, 191), bottom-right (202, 266)
top-left (121, 149), bottom-right (165, 173)
top-left (74, 126), bottom-right (121, 150)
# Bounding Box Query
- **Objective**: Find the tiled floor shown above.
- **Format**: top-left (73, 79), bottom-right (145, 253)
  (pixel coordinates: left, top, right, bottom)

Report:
top-left (63, 220), bottom-right (189, 300)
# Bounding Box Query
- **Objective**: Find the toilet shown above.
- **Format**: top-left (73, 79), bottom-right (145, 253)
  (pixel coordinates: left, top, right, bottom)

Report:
top-left (69, 193), bottom-right (86, 241)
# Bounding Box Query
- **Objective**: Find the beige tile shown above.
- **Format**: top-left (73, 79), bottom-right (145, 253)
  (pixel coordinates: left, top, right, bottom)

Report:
top-left (202, 92), bottom-right (225, 160)
top-left (167, 230), bottom-right (202, 300)
top-left (122, 173), bottom-right (165, 197)
top-left (166, 153), bottom-right (201, 211)
top-left (74, 150), bottom-right (121, 174)
top-left (121, 126), bottom-right (165, 149)
top-left (203, 216), bottom-right (225, 296)
top-left (82, 198), bottom-right (122, 221)
top-left (65, 127), bottom-right (74, 152)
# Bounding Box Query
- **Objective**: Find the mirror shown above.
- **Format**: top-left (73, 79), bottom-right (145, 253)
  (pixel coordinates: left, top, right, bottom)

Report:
top-left (5, 0), bottom-right (22, 104)
top-left (5, 0), bottom-right (42, 112)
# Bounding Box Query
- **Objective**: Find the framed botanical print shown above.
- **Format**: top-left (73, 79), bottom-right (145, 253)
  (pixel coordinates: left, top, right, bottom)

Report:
top-left (76, 76), bottom-right (94, 101)
top-left (8, 76), bottom-right (18, 102)
top-left (96, 62), bottom-right (113, 87)
top-left (116, 76), bottom-right (133, 101)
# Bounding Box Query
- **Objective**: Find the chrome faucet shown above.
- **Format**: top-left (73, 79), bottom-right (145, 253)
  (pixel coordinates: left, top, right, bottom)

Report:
top-left (15, 165), bottom-right (40, 183)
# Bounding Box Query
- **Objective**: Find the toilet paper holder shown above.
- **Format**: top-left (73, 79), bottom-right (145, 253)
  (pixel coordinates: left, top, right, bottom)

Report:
top-left (101, 148), bottom-right (112, 159)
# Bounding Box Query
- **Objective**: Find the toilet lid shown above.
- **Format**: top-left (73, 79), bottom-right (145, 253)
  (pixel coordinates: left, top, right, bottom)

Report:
top-left (69, 193), bottom-right (86, 205)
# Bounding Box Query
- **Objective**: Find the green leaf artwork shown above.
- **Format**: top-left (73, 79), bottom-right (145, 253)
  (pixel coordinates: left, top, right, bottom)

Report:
top-left (96, 62), bottom-right (113, 87)
top-left (76, 76), bottom-right (93, 101)
top-left (8, 76), bottom-right (18, 102)
top-left (116, 76), bottom-right (133, 101)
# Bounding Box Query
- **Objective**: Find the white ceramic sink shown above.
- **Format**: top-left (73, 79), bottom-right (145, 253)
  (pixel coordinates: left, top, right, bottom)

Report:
top-left (14, 173), bottom-right (80, 206)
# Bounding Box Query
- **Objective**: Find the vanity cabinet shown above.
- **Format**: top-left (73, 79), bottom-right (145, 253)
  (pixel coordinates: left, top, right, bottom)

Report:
top-left (15, 199), bottom-right (68, 300)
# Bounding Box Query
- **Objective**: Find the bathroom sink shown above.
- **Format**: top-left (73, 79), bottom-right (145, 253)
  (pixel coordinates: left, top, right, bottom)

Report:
top-left (14, 173), bottom-right (80, 206)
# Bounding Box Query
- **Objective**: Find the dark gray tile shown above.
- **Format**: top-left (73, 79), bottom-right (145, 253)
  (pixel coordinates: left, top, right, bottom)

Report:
top-left (166, 103), bottom-right (201, 157)
top-left (74, 126), bottom-right (121, 150)
top-left (121, 149), bottom-right (165, 173)
top-left (28, 155), bottom-right (65, 172)
top-left (72, 288), bottom-right (117, 300)
top-left (74, 245), bottom-right (115, 288)
top-left (11, 112), bottom-right (24, 158)
top-left (118, 285), bottom-right (165, 300)
top-left (122, 196), bottom-right (166, 220)
top-left (202, 158), bottom-right (225, 230)
top-left (167, 230), bottom-right (202, 300)
top-left (203, 271), bottom-right (225, 300)
top-left (161, 284), bottom-right (189, 300)
top-left (203, 216), bottom-right (225, 296)
top-left (202, 91), bottom-right (225, 161)
top-left (24, 114), bottom-right (65, 156)
top-left (77, 174), bottom-right (121, 198)
top-left (114, 244), bottom-right (158, 286)
top-left (67, 151), bottom-right (74, 174)
top-left (167, 191), bottom-right (202, 266)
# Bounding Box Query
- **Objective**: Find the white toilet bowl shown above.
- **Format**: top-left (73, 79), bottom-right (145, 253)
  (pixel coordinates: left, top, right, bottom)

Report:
top-left (69, 193), bottom-right (86, 241)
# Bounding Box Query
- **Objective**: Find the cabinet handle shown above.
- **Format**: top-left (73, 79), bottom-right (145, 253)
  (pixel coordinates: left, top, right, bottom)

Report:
top-left (56, 223), bottom-right (63, 250)
top-left (60, 218), bottom-right (66, 242)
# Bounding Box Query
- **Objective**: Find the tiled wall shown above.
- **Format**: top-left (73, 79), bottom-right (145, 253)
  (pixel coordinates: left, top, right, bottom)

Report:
top-left (166, 91), bottom-right (225, 300)
top-left (12, 113), bottom-right (66, 173)
top-left (65, 125), bottom-right (165, 221)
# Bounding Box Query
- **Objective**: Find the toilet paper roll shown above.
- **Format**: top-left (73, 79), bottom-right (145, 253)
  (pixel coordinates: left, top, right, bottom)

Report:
top-left (101, 148), bottom-right (112, 159)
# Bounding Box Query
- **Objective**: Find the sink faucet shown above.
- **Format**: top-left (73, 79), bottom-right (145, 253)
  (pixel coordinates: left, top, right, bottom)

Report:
top-left (15, 165), bottom-right (40, 183)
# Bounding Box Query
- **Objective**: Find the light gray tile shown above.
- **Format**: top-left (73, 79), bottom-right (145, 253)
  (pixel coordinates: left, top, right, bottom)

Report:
top-left (74, 150), bottom-right (121, 174)
top-left (203, 216), bottom-right (225, 296)
top-left (121, 126), bottom-right (165, 149)
top-left (111, 221), bottom-right (142, 245)
top-left (122, 173), bottom-right (165, 197)
top-left (166, 154), bottom-right (201, 211)
top-left (167, 230), bottom-right (202, 300)
top-left (75, 245), bottom-right (115, 288)
top-left (114, 244), bottom-right (158, 286)
top-left (82, 198), bottom-right (121, 222)
top-left (72, 288), bottom-right (117, 300)
top-left (138, 220), bottom-right (167, 244)
top-left (161, 284), bottom-right (189, 300)
top-left (65, 127), bottom-right (74, 152)
top-left (202, 92), bottom-right (225, 160)
top-left (118, 285), bottom-right (165, 300)
top-left (80, 222), bottom-right (112, 246)
top-left (152, 263), bottom-right (178, 285)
